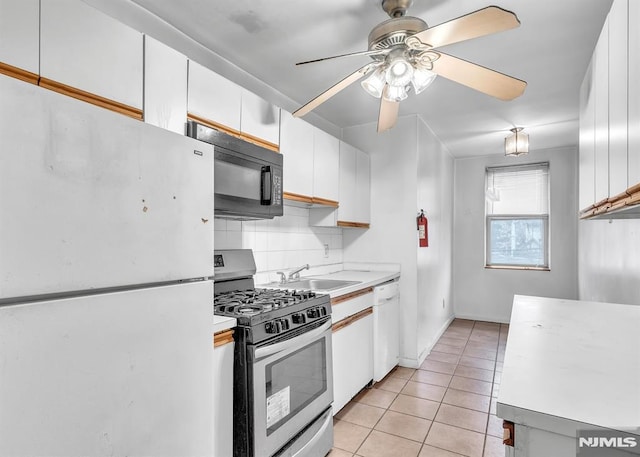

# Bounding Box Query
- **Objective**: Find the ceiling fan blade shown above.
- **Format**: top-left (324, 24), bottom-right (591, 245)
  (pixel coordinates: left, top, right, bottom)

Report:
top-left (411, 6), bottom-right (520, 49)
top-left (377, 95), bottom-right (399, 133)
top-left (296, 48), bottom-right (391, 66)
top-left (293, 64), bottom-right (373, 117)
top-left (431, 52), bottom-right (526, 101)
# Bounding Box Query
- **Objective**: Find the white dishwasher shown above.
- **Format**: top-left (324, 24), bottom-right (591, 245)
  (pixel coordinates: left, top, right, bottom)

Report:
top-left (373, 279), bottom-right (400, 382)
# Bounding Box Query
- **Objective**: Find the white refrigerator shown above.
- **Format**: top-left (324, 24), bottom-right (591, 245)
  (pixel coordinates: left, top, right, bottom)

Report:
top-left (0, 75), bottom-right (215, 456)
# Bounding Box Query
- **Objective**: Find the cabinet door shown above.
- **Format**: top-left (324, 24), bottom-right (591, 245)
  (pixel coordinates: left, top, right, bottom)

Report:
top-left (0, 0), bottom-right (39, 81)
top-left (608, 0), bottom-right (629, 197)
top-left (594, 18), bottom-right (610, 202)
top-left (280, 110), bottom-right (314, 199)
top-left (332, 313), bottom-right (373, 415)
top-left (240, 89), bottom-right (280, 149)
top-left (40, 0), bottom-right (143, 114)
top-left (629, 0), bottom-right (640, 186)
top-left (579, 60), bottom-right (596, 210)
top-left (213, 341), bottom-right (234, 457)
top-left (144, 36), bottom-right (187, 135)
top-left (187, 60), bottom-right (241, 132)
top-left (355, 149), bottom-right (371, 225)
top-left (313, 128), bottom-right (340, 203)
top-left (337, 141), bottom-right (358, 223)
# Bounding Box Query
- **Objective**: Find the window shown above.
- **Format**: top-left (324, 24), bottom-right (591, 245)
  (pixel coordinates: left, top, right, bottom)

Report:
top-left (485, 163), bottom-right (549, 269)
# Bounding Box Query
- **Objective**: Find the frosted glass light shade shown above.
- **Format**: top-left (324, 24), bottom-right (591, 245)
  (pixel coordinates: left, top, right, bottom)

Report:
top-left (385, 57), bottom-right (414, 87)
top-left (505, 127), bottom-right (529, 156)
top-left (383, 84), bottom-right (408, 102)
top-left (361, 67), bottom-right (386, 98)
top-left (412, 68), bottom-right (437, 94)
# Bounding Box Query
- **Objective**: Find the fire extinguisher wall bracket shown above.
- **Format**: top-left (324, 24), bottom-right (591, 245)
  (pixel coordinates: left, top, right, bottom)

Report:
top-left (417, 209), bottom-right (428, 248)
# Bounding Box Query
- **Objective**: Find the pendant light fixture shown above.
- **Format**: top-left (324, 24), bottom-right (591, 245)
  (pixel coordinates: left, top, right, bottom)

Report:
top-left (505, 127), bottom-right (529, 157)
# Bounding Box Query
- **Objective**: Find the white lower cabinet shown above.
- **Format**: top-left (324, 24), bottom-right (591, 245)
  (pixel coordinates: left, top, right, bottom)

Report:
top-left (213, 337), bottom-right (234, 457)
top-left (332, 309), bottom-right (374, 415)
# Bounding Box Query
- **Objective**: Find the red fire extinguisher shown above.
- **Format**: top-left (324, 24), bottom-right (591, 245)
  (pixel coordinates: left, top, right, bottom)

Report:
top-left (417, 209), bottom-right (428, 247)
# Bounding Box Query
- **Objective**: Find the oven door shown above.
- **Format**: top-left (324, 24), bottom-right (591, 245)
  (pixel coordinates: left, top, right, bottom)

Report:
top-left (251, 319), bottom-right (333, 457)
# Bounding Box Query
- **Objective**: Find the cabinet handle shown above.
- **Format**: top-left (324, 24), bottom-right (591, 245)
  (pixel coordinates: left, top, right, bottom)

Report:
top-left (261, 166), bottom-right (272, 205)
top-left (331, 287), bottom-right (373, 306)
top-left (332, 307), bottom-right (373, 333)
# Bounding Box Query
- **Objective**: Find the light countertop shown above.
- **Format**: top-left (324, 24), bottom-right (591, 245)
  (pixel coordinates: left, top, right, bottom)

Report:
top-left (305, 269), bottom-right (400, 298)
top-left (213, 314), bottom-right (236, 334)
top-left (497, 295), bottom-right (640, 436)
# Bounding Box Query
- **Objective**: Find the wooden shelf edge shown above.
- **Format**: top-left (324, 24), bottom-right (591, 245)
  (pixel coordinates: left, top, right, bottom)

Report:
top-left (331, 287), bottom-right (374, 306)
top-left (337, 220), bottom-right (370, 229)
top-left (580, 184), bottom-right (640, 219)
top-left (213, 329), bottom-right (234, 348)
top-left (39, 77), bottom-right (143, 120)
top-left (284, 192), bottom-right (314, 205)
top-left (331, 307), bottom-right (373, 333)
top-left (311, 197), bottom-right (339, 207)
top-left (0, 61), bottom-right (39, 85)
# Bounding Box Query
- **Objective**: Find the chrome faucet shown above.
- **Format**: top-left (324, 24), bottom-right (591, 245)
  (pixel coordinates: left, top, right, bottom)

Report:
top-left (288, 264), bottom-right (310, 281)
top-left (276, 271), bottom-right (287, 285)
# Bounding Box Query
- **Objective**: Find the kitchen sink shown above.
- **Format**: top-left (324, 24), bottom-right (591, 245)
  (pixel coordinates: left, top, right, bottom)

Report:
top-left (282, 278), bottom-right (360, 291)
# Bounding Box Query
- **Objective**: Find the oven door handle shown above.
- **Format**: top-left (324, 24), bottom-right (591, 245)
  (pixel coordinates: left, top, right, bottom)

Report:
top-left (254, 320), bottom-right (331, 361)
top-left (292, 407), bottom-right (333, 457)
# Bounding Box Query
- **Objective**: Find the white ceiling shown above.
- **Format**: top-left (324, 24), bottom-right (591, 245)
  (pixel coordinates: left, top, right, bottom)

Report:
top-left (129, 0), bottom-right (612, 157)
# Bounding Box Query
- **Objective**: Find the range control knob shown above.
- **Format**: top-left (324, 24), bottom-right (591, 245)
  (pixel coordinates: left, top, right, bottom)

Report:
top-left (265, 321), bottom-right (280, 334)
top-left (307, 307), bottom-right (321, 319)
top-left (278, 318), bottom-right (290, 331)
top-left (292, 313), bottom-right (306, 324)
top-left (319, 306), bottom-right (327, 317)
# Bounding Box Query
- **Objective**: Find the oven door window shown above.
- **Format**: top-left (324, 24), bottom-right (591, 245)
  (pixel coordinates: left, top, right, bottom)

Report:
top-left (265, 339), bottom-right (327, 435)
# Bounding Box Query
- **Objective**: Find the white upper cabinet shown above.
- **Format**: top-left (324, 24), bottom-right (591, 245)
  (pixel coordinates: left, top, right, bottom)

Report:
top-left (313, 128), bottom-right (340, 204)
top-left (40, 0), bottom-right (143, 114)
top-left (608, 0), bottom-right (628, 197)
top-left (240, 89), bottom-right (280, 148)
top-left (187, 60), bottom-right (242, 132)
top-left (579, 60), bottom-right (596, 210)
top-left (0, 0), bottom-right (39, 80)
top-left (355, 148), bottom-right (371, 225)
top-left (593, 18), bottom-right (609, 203)
top-left (338, 141), bottom-right (358, 223)
top-left (144, 36), bottom-right (188, 135)
top-left (629, 0), bottom-right (640, 187)
top-left (280, 110), bottom-right (314, 199)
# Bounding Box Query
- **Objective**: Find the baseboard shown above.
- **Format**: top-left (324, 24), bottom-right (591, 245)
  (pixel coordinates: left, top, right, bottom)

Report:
top-left (399, 315), bottom-right (456, 368)
top-left (454, 312), bottom-right (510, 324)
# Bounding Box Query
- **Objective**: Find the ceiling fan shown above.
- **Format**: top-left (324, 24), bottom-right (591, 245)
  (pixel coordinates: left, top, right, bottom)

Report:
top-left (292, 0), bottom-right (527, 132)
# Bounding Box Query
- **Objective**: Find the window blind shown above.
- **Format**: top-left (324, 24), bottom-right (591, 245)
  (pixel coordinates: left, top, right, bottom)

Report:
top-left (486, 163), bottom-right (549, 215)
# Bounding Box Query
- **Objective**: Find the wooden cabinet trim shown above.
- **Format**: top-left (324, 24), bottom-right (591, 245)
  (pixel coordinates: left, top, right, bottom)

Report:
top-left (337, 220), bottom-right (370, 229)
top-left (311, 197), bottom-right (339, 207)
top-left (331, 287), bottom-right (374, 306)
top-left (39, 77), bottom-right (143, 120)
top-left (332, 307), bottom-right (373, 333)
top-left (580, 182), bottom-right (640, 219)
top-left (188, 112), bottom-right (242, 138)
top-left (187, 113), bottom-right (279, 152)
top-left (283, 192), bottom-right (314, 205)
top-left (0, 61), bottom-right (39, 85)
top-left (213, 329), bottom-right (234, 348)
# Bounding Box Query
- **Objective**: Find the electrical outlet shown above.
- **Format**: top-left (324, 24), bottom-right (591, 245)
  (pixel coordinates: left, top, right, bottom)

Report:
top-left (323, 243), bottom-right (329, 258)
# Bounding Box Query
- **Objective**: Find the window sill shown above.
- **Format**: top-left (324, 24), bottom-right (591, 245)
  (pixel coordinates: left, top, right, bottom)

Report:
top-left (484, 265), bottom-right (550, 272)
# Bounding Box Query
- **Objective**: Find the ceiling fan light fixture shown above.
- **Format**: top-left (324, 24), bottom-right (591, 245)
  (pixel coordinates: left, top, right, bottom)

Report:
top-left (385, 57), bottom-right (414, 87)
top-left (361, 67), bottom-right (387, 98)
top-left (411, 67), bottom-right (437, 94)
top-left (505, 127), bottom-right (529, 157)
top-left (383, 84), bottom-right (408, 102)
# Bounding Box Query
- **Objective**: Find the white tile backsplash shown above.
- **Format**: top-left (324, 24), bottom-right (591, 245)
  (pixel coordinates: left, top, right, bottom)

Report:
top-left (214, 205), bottom-right (343, 283)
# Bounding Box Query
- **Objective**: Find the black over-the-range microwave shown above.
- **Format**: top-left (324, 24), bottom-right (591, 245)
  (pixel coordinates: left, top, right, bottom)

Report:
top-left (187, 120), bottom-right (283, 220)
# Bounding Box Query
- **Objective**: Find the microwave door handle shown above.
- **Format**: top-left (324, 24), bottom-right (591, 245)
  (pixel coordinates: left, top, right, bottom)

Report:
top-left (254, 320), bottom-right (331, 361)
top-left (261, 166), bottom-right (272, 205)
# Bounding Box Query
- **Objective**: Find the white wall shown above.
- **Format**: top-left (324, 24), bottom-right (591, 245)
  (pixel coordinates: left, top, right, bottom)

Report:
top-left (579, 219), bottom-right (640, 304)
top-left (342, 116), bottom-right (454, 367)
top-left (214, 205), bottom-right (343, 284)
top-left (453, 147), bottom-right (579, 323)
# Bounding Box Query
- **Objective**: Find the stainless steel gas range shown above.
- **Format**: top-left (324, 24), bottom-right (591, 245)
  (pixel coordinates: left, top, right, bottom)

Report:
top-left (214, 249), bottom-right (334, 457)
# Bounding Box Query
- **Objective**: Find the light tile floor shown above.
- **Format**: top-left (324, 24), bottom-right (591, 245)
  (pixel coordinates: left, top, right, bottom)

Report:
top-left (329, 319), bottom-right (508, 457)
